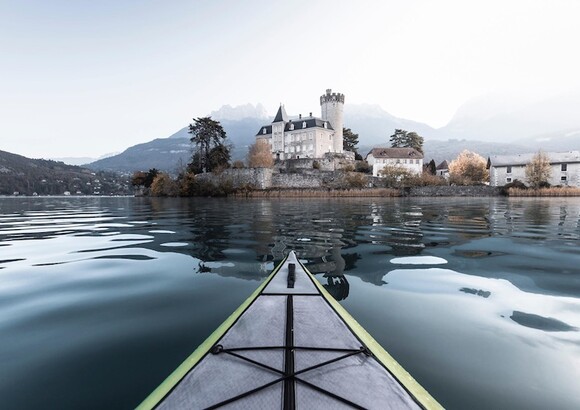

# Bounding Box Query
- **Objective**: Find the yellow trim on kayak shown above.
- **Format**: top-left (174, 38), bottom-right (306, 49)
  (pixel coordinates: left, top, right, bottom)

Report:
top-left (136, 255), bottom-right (288, 410)
top-left (299, 259), bottom-right (444, 410)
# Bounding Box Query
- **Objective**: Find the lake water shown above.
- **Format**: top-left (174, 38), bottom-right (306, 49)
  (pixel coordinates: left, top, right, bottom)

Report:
top-left (0, 196), bottom-right (579, 409)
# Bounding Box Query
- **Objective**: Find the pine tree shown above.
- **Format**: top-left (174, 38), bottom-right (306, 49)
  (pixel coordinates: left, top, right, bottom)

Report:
top-left (188, 117), bottom-right (230, 173)
top-left (343, 128), bottom-right (359, 154)
top-left (427, 159), bottom-right (437, 175)
top-left (389, 129), bottom-right (424, 154)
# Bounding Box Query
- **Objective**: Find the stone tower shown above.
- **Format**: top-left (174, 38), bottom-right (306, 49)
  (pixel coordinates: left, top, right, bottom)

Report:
top-left (320, 89), bottom-right (345, 153)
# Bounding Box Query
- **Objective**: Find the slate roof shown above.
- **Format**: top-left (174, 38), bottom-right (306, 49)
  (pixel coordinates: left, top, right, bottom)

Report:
top-left (488, 151), bottom-right (580, 167)
top-left (273, 105), bottom-right (289, 123)
top-left (256, 125), bottom-right (272, 136)
top-left (255, 116), bottom-right (333, 136)
top-left (284, 118), bottom-right (333, 132)
top-left (366, 147), bottom-right (424, 160)
top-left (436, 160), bottom-right (449, 170)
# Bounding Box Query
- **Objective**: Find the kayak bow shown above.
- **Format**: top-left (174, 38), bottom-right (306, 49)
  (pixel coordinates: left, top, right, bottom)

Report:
top-left (138, 251), bottom-right (442, 409)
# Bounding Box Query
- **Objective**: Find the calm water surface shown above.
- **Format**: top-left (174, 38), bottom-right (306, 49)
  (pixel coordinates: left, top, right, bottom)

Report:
top-left (0, 197), bottom-right (579, 409)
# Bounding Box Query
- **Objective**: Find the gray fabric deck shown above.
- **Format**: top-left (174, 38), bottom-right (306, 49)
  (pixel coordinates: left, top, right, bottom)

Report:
top-left (158, 252), bottom-right (420, 409)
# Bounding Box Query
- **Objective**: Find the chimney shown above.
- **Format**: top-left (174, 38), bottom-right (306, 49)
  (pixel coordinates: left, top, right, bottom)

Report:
top-left (309, 112), bottom-right (312, 117)
top-left (299, 114), bottom-right (302, 119)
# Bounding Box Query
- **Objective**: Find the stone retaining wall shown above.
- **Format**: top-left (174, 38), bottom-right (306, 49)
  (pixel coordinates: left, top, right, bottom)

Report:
top-left (407, 185), bottom-right (502, 196)
top-left (196, 169), bottom-right (502, 196)
top-left (196, 168), bottom-right (272, 189)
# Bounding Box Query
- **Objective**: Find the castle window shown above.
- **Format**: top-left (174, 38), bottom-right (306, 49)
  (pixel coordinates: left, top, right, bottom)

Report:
top-left (507, 166), bottom-right (512, 173)
top-left (506, 177), bottom-right (512, 183)
top-left (561, 176), bottom-right (567, 181)
top-left (302, 121), bottom-right (306, 129)
top-left (562, 163), bottom-right (567, 171)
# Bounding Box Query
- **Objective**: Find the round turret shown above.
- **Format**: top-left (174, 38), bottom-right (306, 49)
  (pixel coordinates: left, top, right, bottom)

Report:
top-left (320, 89), bottom-right (345, 153)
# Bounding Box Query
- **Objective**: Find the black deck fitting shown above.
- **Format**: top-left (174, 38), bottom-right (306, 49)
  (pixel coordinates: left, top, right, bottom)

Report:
top-left (287, 263), bottom-right (296, 288)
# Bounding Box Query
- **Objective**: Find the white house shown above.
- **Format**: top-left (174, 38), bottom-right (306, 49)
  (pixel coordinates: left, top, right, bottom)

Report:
top-left (366, 147), bottom-right (424, 177)
top-left (436, 160), bottom-right (449, 178)
top-left (487, 151), bottom-right (580, 187)
top-left (255, 89), bottom-right (345, 160)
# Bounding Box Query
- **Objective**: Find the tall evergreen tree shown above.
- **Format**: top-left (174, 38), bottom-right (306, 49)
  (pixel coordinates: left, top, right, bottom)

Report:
top-left (343, 127), bottom-right (359, 153)
top-left (389, 129), bottom-right (407, 148)
top-left (188, 117), bottom-right (230, 173)
top-left (427, 159), bottom-right (437, 175)
top-left (389, 129), bottom-right (424, 154)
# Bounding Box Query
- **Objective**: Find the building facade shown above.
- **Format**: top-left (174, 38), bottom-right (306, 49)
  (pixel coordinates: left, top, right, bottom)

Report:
top-left (366, 147), bottom-right (424, 177)
top-left (255, 89), bottom-right (344, 160)
top-left (488, 151), bottom-right (580, 187)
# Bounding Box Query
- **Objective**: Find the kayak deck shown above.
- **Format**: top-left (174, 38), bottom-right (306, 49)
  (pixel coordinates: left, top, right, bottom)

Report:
top-left (139, 252), bottom-right (442, 409)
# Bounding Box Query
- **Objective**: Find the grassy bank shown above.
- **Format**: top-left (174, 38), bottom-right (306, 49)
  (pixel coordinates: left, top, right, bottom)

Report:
top-left (508, 187), bottom-right (580, 197)
top-left (232, 188), bottom-right (400, 198)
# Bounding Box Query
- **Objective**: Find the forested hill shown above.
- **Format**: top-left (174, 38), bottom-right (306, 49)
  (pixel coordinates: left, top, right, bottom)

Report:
top-left (0, 150), bottom-right (130, 196)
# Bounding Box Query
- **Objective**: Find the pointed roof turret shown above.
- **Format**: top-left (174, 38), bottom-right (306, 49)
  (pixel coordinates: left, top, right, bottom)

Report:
top-left (272, 104), bottom-right (289, 123)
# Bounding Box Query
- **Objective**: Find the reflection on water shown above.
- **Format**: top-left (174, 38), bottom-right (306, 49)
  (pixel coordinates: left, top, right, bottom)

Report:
top-left (0, 196), bottom-right (579, 409)
top-left (459, 287), bottom-right (491, 298)
top-left (510, 311), bottom-right (577, 332)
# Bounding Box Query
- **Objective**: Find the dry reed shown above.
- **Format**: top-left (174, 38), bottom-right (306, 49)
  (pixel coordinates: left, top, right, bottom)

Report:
top-left (508, 187), bottom-right (580, 197)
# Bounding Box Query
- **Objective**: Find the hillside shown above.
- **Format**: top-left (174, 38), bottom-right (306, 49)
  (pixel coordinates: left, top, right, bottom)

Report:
top-left (86, 118), bottom-right (265, 174)
top-left (0, 150), bottom-right (130, 196)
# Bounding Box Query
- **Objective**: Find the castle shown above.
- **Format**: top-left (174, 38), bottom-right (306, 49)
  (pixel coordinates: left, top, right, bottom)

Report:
top-left (255, 89), bottom-right (345, 160)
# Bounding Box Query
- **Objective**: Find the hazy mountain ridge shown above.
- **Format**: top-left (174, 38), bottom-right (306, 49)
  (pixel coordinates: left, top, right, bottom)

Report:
top-left (437, 92), bottom-right (580, 142)
top-left (210, 103), bottom-right (269, 121)
top-left (86, 118), bottom-right (265, 173)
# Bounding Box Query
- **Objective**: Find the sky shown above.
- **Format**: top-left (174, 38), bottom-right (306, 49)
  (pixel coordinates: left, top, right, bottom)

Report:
top-left (1, 0), bottom-right (579, 159)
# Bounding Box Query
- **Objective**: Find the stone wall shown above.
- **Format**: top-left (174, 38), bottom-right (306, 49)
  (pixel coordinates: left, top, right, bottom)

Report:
top-left (196, 168), bottom-right (272, 189)
top-left (407, 185), bottom-right (502, 196)
top-left (195, 168), bottom-right (503, 196)
top-left (272, 172), bottom-right (323, 188)
top-left (276, 153), bottom-right (355, 173)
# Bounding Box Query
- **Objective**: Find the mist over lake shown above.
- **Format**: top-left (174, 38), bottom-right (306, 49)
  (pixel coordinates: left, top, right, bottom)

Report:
top-left (0, 196), bottom-right (579, 409)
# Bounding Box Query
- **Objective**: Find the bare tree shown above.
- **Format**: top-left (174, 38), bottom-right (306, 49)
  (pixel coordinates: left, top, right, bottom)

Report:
top-left (248, 139), bottom-right (274, 168)
top-left (448, 150), bottom-right (488, 185)
top-left (525, 151), bottom-right (552, 188)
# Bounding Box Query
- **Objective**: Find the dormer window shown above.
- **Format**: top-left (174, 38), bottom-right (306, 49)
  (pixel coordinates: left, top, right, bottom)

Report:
top-left (262, 128), bottom-right (266, 134)
top-left (302, 121), bottom-right (306, 129)
top-left (289, 123), bottom-right (294, 131)
top-left (323, 122), bottom-right (327, 128)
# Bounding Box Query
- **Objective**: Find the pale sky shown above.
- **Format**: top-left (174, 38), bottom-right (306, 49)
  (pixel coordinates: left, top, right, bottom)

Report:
top-left (1, 0), bottom-right (579, 158)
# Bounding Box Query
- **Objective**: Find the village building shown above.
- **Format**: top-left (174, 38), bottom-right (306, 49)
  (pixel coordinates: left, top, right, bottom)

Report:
top-left (255, 89), bottom-right (348, 160)
top-left (436, 160), bottom-right (449, 178)
top-left (365, 147), bottom-right (424, 177)
top-left (487, 151), bottom-right (580, 187)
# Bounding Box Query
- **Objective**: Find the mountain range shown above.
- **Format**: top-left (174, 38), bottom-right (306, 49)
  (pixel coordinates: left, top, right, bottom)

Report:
top-left (82, 92), bottom-right (580, 173)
